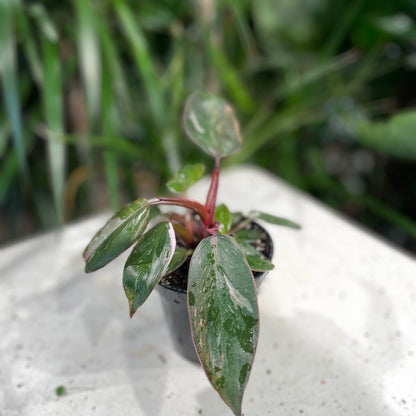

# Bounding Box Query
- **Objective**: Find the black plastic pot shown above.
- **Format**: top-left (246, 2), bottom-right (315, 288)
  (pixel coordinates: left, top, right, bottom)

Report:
top-left (155, 221), bottom-right (274, 363)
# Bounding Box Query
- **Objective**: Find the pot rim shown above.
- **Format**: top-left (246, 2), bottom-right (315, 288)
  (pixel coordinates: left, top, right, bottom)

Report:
top-left (158, 220), bottom-right (274, 295)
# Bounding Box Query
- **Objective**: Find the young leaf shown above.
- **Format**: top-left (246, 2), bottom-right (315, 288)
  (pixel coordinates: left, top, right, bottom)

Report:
top-left (233, 229), bottom-right (265, 242)
top-left (183, 91), bottom-right (242, 159)
top-left (166, 163), bottom-right (205, 193)
top-left (165, 245), bottom-right (188, 275)
top-left (123, 222), bottom-right (176, 317)
top-left (188, 234), bottom-right (259, 416)
top-left (250, 210), bottom-right (301, 229)
top-left (230, 211), bottom-right (244, 227)
top-left (233, 236), bottom-right (274, 272)
top-left (215, 203), bottom-right (232, 234)
top-left (84, 198), bottom-right (150, 272)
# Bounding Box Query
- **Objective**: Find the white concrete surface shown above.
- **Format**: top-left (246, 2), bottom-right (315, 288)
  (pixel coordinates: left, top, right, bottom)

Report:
top-left (1, 166), bottom-right (415, 416)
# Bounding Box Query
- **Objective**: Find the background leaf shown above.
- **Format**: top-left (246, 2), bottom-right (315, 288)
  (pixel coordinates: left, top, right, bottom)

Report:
top-left (0, 0), bottom-right (27, 177)
top-left (355, 110), bottom-right (416, 161)
top-left (2, 0), bottom-right (416, 255)
top-left (188, 234), bottom-right (259, 416)
top-left (114, 0), bottom-right (180, 174)
top-left (41, 35), bottom-right (66, 225)
top-left (75, 0), bottom-right (101, 126)
top-left (101, 60), bottom-right (120, 211)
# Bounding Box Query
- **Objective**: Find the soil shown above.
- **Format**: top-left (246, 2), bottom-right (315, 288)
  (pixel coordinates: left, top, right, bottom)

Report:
top-left (159, 221), bottom-right (273, 291)
top-left (160, 257), bottom-right (191, 290)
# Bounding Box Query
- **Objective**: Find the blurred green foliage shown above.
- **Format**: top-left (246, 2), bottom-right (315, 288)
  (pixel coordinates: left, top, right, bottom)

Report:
top-left (0, 0), bottom-right (415, 252)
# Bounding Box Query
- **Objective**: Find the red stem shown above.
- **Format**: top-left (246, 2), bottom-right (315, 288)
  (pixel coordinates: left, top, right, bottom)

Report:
top-left (185, 210), bottom-right (194, 237)
top-left (149, 197), bottom-right (210, 226)
top-left (205, 158), bottom-right (220, 227)
top-left (148, 158), bottom-right (221, 229)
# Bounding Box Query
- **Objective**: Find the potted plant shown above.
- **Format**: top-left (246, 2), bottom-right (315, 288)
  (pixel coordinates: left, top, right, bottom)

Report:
top-left (83, 91), bottom-right (300, 416)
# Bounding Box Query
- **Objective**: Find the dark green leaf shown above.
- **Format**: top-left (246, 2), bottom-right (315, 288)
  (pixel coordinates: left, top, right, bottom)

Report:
top-left (0, 1), bottom-right (28, 177)
top-left (0, 115), bottom-right (8, 157)
top-left (28, 4), bottom-right (58, 41)
top-left (16, 7), bottom-right (43, 86)
top-left (234, 229), bottom-right (265, 243)
top-left (84, 198), bottom-right (150, 272)
top-left (165, 245), bottom-right (188, 275)
top-left (188, 234), bottom-right (259, 416)
top-left (98, 8), bottom-right (132, 111)
top-left (123, 222), bottom-right (176, 317)
top-left (215, 203), bottom-right (232, 234)
top-left (183, 91), bottom-right (242, 159)
top-left (0, 148), bottom-right (18, 203)
top-left (251, 211), bottom-right (301, 229)
top-left (101, 62), bottom-right (119, 211)
top-left (234, 233), bottom-right (274, 272)
top-left (166, 163), bottom-right (205, 193)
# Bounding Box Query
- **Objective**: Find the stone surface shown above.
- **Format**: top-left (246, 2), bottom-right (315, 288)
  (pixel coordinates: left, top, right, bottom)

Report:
top-left (1, 166), bottom-right (415, 416)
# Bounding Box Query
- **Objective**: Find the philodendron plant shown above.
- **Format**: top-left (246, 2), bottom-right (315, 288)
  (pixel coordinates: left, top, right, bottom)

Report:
top-left (83, 91), bottom-right (300, 416)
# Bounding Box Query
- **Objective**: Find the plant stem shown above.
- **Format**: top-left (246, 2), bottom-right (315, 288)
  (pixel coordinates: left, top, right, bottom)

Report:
top-left (185, 210), bottom-right (194, 237)
top-left (149, 197), bottom-right (210, 226)
top-left (229, 216), bottom-right (254, 235)
top-left (205, 158), bottom-right (220, 227)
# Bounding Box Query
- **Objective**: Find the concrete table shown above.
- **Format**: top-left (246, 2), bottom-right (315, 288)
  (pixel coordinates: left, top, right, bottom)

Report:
top-left (1, 166), bottom-right (415, 416)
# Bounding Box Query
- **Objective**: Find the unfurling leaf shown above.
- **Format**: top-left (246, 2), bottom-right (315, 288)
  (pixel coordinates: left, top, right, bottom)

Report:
top-left (183, 91), bottom-right (242, 159)
top-left (166, 163), bottom-right (206, 193)
top-left (250, 210), bottom-right (301, 229)
top-left (84, 198), bottom-right (150, 272)
top-left (188, 234), bottom-right (258, 416)
top-left (215, 203), bottom-right (232, 234)
top-left (123, 222), bottom-right (176, 317)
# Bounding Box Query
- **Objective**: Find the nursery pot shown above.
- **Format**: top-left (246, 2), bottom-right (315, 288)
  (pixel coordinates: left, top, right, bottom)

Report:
top-left (155, 221), bottom-right (274, 363)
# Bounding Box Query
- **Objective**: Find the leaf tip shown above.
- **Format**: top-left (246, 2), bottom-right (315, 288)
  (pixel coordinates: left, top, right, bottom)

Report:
top-left (84, 261), bottom-right (93, 274)
top-left (129, 301), bottom-right (137, 318)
